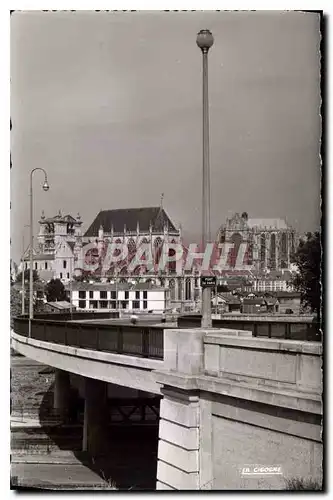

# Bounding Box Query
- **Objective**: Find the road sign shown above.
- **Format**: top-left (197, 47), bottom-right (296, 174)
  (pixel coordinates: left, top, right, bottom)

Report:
top-left (200, 276), bottom-right (217, 288)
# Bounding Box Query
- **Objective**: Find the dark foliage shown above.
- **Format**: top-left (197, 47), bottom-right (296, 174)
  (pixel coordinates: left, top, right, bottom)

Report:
top-left (15, 269), bottom-right (39, 284)
top-left (291, 232), bottom-right (321, 318)
top-left (45, 279), bottom-right (67, 302)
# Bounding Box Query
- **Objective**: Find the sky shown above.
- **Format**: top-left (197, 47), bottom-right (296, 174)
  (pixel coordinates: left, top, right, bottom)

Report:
top-left (10, 10), bottom-right (321, 264)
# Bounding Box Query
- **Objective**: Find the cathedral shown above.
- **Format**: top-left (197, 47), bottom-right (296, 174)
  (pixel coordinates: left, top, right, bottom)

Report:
top-left (26, 206), bottom-right (200, 307)
top-left (22, 208), bottom-right (298, 309)
top-left (217, 212), bottom-right (297, 272)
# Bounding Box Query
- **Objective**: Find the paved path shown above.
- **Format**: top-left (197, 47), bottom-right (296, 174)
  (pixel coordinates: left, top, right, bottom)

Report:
top-left (11, 462), bottom-right (114, 489)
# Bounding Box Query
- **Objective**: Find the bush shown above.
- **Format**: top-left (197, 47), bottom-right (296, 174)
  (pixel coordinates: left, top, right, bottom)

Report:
top-left (285, 477), bottom-right (322, 490)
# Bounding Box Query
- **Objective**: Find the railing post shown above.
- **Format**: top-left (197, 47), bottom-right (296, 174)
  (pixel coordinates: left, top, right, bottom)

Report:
top-left (142, 328), bottom-right (149, 358)
top-left (285, 322), bottom-right (291, 339)
top-left (96, 327), bottom-right (100, 350)
top-left (64, 322), bottom-right (68, 345)
top-left (117, 326), bottom-right (123, 354)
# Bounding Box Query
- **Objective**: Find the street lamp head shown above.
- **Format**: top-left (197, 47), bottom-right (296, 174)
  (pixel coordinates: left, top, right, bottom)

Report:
top-left (42, 180), bottom-right (49, 192)
top-left (196, 29), bottom-right (214, 52)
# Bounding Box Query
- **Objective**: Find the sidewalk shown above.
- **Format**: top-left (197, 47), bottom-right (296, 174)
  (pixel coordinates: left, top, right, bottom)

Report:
top-left (11, 462), bottom-right (116, 490)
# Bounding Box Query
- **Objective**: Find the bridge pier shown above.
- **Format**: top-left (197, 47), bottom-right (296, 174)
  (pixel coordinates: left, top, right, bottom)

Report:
top-left (82, 377), bottom-right (109, 456)
top-left (53, 369), bottom-right (71, 418)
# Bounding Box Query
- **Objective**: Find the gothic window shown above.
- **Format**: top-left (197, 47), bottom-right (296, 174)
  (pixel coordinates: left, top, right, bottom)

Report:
top-left (169, 278), bottom-right (176, 300)
top-left (290, 232), bottom-right (295, 257)
top-left (168, 239), bottom-right (177, 273)
top-left (154, 237), bottom-right (163, 267)
top-left (185, 278), bottom-right (191, 301)
top-left (270, 234), bottom-right (276, 270)
top-left (127, 238), bottom-right (136, 256)
top-left (260, 234), bottom-right (266, 269)
top-left (178, 279), bottom-right (182, 300)
top-left (281, 232), bottom-right (288, 269)
top-left (229, 233), bottom-right (242, 268)
top-left (246, 233), bottom-right (253, 266)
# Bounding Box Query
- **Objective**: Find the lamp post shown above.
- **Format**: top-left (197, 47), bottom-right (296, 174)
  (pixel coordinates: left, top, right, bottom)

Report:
top-left (21, 224), bottom-right (30, 315)
top-left (29, 168), bottom-right (49, 335)
top-left (21, 234), bottom-right (25, 315)
top-left (197, 29), bottom-right (214, 328)
top-left (69, 256), bottom-right (74, 319)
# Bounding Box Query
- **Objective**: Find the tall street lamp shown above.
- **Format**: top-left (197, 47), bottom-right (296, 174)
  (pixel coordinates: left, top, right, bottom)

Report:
top-left (29, 168), bottom-right (49, 335)
top-left (197, 29), bottom-right (214, 328)
top-left (21, 224), bottom-right (29, 315)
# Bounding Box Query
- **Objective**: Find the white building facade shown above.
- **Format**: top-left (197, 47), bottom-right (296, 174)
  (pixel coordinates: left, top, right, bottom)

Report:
top-left (67, 283), bottom-right (169, 312)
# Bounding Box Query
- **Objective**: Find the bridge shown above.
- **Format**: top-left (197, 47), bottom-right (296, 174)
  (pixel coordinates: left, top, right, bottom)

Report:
top-left (11, 313), bottom-right (322, 490)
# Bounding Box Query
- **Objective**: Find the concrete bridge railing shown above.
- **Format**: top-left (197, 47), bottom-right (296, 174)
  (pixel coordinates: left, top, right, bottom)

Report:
top-left (11, 317), bottom-right (322, 490)
top-left (155, 328), bottom-right (322, 490)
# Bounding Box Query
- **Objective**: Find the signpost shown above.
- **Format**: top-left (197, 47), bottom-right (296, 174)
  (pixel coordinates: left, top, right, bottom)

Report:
top-left (200, 276), bottom-right (217, 288)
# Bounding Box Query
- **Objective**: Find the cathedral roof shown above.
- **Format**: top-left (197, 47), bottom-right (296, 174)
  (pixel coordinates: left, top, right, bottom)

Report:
top-left (39, 212), bottom-right (82, 225)
top-left (84, 207), bottom-right (178, 237)
top-left (247, 218), bottom-right (289, 230)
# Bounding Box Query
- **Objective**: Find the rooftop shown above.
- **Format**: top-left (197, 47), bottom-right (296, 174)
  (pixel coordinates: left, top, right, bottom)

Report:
top-left (46, 301), bottom-right (72, 310)
top-left (84, 207), bottom-right (178, 237)
top-left (247, 218), bottom-right (289, 230)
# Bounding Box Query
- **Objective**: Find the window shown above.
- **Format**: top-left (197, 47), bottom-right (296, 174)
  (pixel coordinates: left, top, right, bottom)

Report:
top-left (25, 263), bottom-right (27, 270)
top-left (143, 300), bottom-right (147, 309)
top-left (45, 262), bottom-right (48, 270)
top-left (89, 291), bottom-right (93, 299)
top-left (35, 262), bottom-right (38, 270)
top-left (111, 291), bottom-right (116, 300)
top-left (121, 301), bottom-right (128, 309)
top-left (79, 291), bottom-right (86, 299)
top-left (100, 301), bottom-right (107, 308)
top-left (79, 300), bottom-right (86, 309)
top-left (60, 272), bottom-right (63, 279)
top-left (135, 291), bottom-right (140, 300)
top-left (132, 300), bottom-right (140, 309)
top-left (125, 291), bottom-right (129, 300)
top-left (89, 300), bottom-right (97, 309)
top-left (100, 291), bottom-right (107, 299)
top-left (143, 291), bottom-right (148, 299)
top-left (110, 301), bottom-right (116, 309)
top-left (63, 260), bottom-right (67, 269)
top-left (67, 273), bottom-right (70, 279)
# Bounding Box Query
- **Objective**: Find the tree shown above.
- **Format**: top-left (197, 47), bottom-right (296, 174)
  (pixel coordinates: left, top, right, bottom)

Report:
top-left (10, 286), bottom-right (22, 325)
top-left (45, 279), bottom-right (67, 302)
top-left (16, 269), bottom-right (39, 284)
top-left (291, 232), bottom-right (321, 318)
top-left (10, 284), bottom-right (46, 324)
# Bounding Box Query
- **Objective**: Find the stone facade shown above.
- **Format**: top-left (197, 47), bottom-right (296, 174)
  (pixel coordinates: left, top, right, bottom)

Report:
top-left (217, 212), bottom-right (297, 271)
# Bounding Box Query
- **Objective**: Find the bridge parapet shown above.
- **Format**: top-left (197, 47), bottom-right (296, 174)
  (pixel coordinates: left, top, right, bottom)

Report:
top-left (155, 329), bottom-right (322, 490)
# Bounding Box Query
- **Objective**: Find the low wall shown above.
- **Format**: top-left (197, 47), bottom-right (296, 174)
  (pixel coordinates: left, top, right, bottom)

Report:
top-left (177, 314), bottom-right (320, 341)
top-left (155, 328), bottom-right (322, 490)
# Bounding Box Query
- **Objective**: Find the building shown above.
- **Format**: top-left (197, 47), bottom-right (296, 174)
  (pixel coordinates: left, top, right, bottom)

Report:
top-left (67, 282), bottom-right (169, 313)
top-left (21, 210), bottom-right (83, 282)
top-left (217, 212), bottom-right (297, 271)
top-left (275, 291), bottom-right (301, 314)
top-left (21, 206), bottom-right (200, 308)
top-left (245, 270), bottom-right (294, 293)
top-left (44, 301), bottom-right (76, 314)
